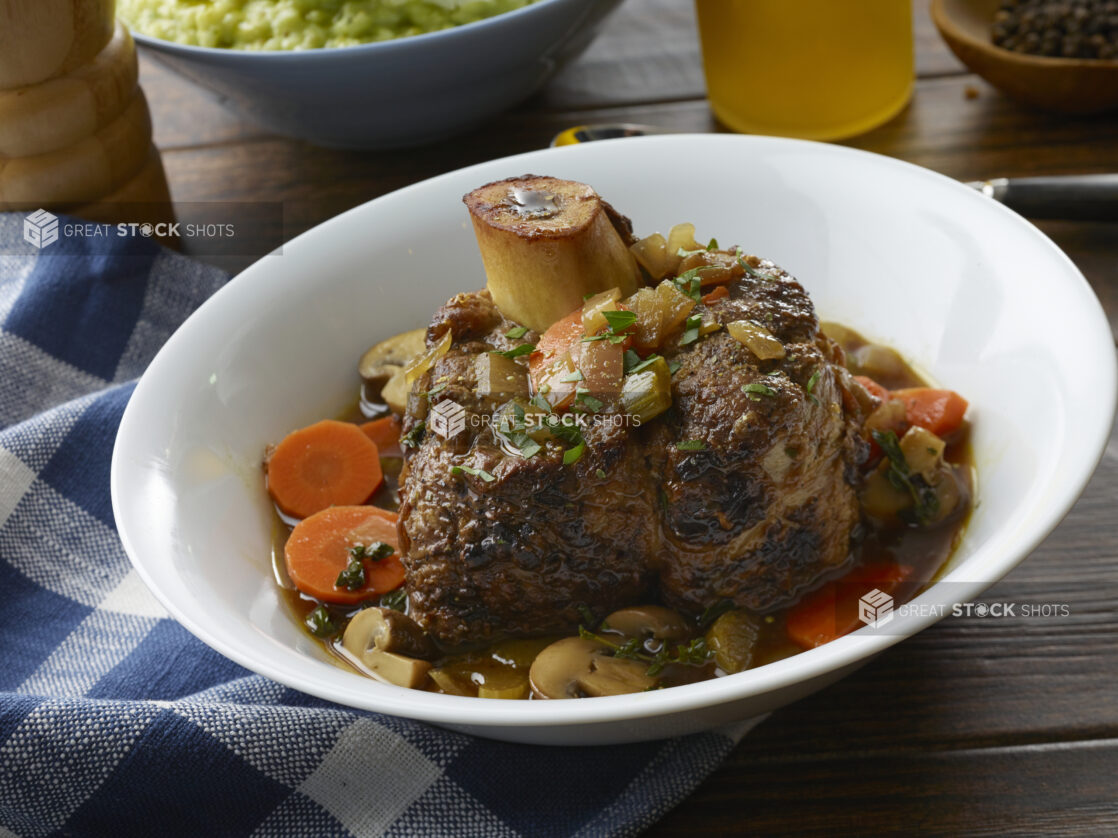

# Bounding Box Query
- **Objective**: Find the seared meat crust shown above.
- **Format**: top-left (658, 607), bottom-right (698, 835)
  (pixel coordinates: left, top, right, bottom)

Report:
top-left (656, 264), bottom-right (868, 613)
top-left (398, 265), bottom-right (869, 648)
top-left (397, 291), bottom-right (659, 649)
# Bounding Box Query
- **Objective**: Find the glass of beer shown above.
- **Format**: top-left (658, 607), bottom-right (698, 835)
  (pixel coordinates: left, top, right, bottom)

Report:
top-left (695, 0), bottom-right (915, 141)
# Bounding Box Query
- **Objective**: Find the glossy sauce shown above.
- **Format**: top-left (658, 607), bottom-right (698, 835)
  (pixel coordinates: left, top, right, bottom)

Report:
top-left (273, 328), bottom-right (974, 696)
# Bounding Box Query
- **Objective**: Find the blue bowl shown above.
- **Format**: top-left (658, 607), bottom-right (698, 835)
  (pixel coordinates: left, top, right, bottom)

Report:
top-left (130, 0), bottom-right (622, 150)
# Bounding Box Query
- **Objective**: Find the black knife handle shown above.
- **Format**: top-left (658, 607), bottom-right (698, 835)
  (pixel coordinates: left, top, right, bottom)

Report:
top-left (982, 175), bottom-right (1118, 221)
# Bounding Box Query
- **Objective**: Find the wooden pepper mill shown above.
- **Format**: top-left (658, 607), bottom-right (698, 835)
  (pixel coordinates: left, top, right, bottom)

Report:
top-left (0, 0), bottom-right (173, 226)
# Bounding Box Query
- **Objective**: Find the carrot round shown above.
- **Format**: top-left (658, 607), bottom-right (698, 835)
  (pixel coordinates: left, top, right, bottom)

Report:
top-left (284, 505), bottom-right (404, 604)
top-left (529, 306), bottom-right (584, 379)
top-left (361, 415), bottom-right (403, 458)
top-left (892, 388), bottom-right (968, 437)
top-left (701, 285), bottom-right (729, 305)
top-left (267, 419), bottom-right (383, 520)
top-left (786, 563), bottom-right (911, 649)
top-left (853, 374), bottom-right (890, 404)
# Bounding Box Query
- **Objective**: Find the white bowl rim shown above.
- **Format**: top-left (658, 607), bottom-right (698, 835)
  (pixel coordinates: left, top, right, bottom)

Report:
top-left (127, 0), bottom-right (576, 58)
top-left (111, 133), bottom-right (1118, 729)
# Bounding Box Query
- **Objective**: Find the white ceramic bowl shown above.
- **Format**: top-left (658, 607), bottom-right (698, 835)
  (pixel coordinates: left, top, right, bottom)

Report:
top-left (111, 135), bottom-right (1117, 745)
top-left (129, 0), bottom-right (622, 149)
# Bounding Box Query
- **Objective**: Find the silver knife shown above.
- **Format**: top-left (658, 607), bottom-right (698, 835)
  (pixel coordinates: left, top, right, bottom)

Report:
top-left (552, 125), bottom-right (1118, 222)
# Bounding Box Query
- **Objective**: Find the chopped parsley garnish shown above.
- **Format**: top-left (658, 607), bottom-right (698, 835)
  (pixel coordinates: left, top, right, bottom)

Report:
top-left (575, 389), bottom-right (603, 413)
top-left (401, 421), bottom-right (426, 449)
top-left (648, 636), bottom-right (711, 675)
top-left (577, 603), bottom-right (598, 628)
top-left (676, 439), bottom-right (707, 451)
top-left (623, 349), bottom-right (642, 372)
top-left (871, 429), bottom-right (940, 526)
top-left (496, 404), bottom-right (542, 460)
top-left (672, 269), bottom-right (703, 302)
top-left (578, 627), bottom-right (713, 677)
top-left (335, 554), bottom-right (366, 591)
top-left (742, 382), bottom-right (776, 400)
top-left (526, 393), bottom-right (586, 465)
top-left (350, 542), bottom-right (394, 562)
top-left (504, 325), bottom-right (529, 340)
top-left (679, 314), bottom-right (703, 346)
top-left (698, 599), bottom-right (734, 630)
top-left (668, 359), bottom-right (682, 375)
top-left (426, 383), bottom-right (446, 398)
top-left (706, 237), bottom-right (719, 251)
top-left (562, 441), bottom-right (586, 465)
top-left (806, 369), bottom-right (821, 405)
top-left (560, 370), bottom-right (584, 383)
top-left (602, 310), bottom-right (637, 332)
top-left (595, 468), bottom-right (607, 479)
top-left (306, 605), bottom-right (338, 638)
top-left (451, 464), bottom-right (496, 482)
top-left (736, 252), bottom-right (769, 281)
top-left (379, 588), bottom-right (408, 612)
top-left (626, 353), bottom-right (663, 375)
top-left (583, 310), bottom-right (636, 345)
top-left (491, 343), bottom-right (535, 359)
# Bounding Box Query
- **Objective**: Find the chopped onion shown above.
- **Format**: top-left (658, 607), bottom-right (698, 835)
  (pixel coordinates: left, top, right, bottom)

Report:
top-left (582, 287), bottom-right (622, 334)
top-left (404, 328), bottom-right (452, 386)
top-left (630, 233), bottom-right (672, 280)
top-left (667, 222), bottom-right (701, 256)
top-left (726, 320), bottom-right (785, 360)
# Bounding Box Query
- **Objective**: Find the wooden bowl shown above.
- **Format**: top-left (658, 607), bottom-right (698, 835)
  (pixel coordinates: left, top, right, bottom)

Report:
top-left (931, 0), bottom-right (1118, 114)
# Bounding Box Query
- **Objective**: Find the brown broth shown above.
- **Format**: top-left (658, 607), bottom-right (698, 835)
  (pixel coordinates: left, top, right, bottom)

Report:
top-left (272, 328), bottom-right (975, 697)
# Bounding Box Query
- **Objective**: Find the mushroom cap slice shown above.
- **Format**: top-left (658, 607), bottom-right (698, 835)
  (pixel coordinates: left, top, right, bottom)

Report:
top-left (601, 605), bottom-right (690, 643)
top-left (359, 327), bottom-right (427, 406)
top-left (360, 648), bottom-right (432, 690)
top-left (343, 606), bottom-right (435, 660)
top-left (341, 607), bottom-right (433, 689)
top-left (529, 636), bottom-right (657, 699)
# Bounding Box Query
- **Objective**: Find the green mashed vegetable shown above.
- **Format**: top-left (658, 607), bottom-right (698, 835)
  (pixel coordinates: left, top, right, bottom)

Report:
top-left (118, 0), bottom-right (539, 50)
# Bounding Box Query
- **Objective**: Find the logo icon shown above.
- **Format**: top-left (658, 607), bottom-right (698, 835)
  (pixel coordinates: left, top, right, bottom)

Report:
top-left (858, 588), bottom-right (894, 628)
top-left (24, 210), bottom-right (59, 250)
top-left (429, 399), bottom-right (467, 439)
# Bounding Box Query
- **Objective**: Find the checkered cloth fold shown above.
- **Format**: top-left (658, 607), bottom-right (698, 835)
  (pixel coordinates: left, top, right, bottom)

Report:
top-left (0, 214), bottom-right (755, 838)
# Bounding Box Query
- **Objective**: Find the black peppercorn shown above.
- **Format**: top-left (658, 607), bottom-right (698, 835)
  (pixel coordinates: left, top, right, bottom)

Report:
top-left (992, 0), bottom-right (1118, 59)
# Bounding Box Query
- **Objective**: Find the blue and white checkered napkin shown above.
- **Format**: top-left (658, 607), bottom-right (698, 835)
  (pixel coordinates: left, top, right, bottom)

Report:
top-left (0, 214), bottom-right (757, 837)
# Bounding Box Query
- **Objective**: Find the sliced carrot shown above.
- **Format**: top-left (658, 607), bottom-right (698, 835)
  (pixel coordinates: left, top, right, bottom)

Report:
top-left (700, 285), bottom-right (729, 305)
top-left (892, 388), bottom-right (969, 437)
top-left (361, 415), bottom-right (403, 458)
top-left (267, 419), bottom-right (383, 520)
top-left (786, 563), bottom-right (912, 650)
top-left (854, 374), bottom-right (890, 404)
top-left (284, 505), bottom-right (404, 604)
top-left (529, 306), bottom-right (585, 381)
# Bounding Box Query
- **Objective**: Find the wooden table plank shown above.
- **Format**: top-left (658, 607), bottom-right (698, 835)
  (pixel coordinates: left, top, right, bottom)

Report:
top-left (653, 740), bottom-right (1118, 836)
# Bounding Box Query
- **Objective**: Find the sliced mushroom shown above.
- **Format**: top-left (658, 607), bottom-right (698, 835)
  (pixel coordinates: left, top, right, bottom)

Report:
top-left (602, 605), bottom-right (690, 643)
top-left (529, 636), bottom-right (657, 699)
top-left (380, 370), bottom-right (412, 416)
top-left (359, 649), bottom-right (432, 690)
top-left (359, 328), bottom-right (426, 404)
top-left (342, 606), bottom-right (434, 689)
top-left (343, 606), bottom-right (435, 659)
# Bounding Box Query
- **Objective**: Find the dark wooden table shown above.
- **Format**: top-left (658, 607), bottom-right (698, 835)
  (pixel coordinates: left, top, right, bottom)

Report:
top-left (138, 2), bottom-right (1118, 834)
